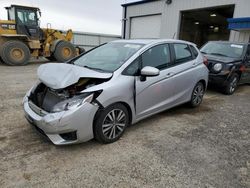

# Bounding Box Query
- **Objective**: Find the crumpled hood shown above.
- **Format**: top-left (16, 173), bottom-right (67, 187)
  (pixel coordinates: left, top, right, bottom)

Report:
top-left (204, 54), bottom-right (241, 64)
top-left (37, 63), bottom-right (112, 89)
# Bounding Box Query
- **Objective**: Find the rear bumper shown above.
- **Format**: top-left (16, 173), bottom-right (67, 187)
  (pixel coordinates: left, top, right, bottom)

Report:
top-left (23, 96), bottom-right (99, 145)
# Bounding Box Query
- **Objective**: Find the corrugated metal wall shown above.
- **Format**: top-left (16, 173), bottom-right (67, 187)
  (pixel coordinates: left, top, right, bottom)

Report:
top-left (123, 0), bottom-right (250, 43)
top-left (71, 32), bottom-right (121, 51)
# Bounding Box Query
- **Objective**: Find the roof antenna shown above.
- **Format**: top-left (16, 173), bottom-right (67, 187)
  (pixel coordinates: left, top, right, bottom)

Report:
top-left (172, 32), bottom-right (176, 39)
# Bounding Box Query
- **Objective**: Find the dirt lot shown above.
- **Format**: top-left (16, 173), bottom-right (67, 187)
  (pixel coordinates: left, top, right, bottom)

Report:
top-left (0, 61), bottom-right (249, 188)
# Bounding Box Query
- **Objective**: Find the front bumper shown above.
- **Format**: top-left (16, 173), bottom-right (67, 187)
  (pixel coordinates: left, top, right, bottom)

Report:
top-left (23, 96), bottom-right (99, 145)
top-left (208, 70), bottom-right (232, 87)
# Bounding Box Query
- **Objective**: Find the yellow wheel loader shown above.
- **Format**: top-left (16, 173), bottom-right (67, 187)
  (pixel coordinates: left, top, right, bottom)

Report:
top-left (0, 5), bottom-right (82, 66)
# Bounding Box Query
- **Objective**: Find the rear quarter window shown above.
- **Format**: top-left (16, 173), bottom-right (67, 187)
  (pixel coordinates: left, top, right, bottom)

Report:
top-left (173, 43), bottom-right (193, 64)
top-left (190, 45), bottom-right (199, 58)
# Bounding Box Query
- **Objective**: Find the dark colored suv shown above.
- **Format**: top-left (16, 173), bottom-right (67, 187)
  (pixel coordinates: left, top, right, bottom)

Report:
top-left (200, 41), bottom-right (250, 94)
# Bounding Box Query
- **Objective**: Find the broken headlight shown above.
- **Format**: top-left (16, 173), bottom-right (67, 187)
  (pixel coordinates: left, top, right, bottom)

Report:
top-left (51, 92), bottom-right (99, 113)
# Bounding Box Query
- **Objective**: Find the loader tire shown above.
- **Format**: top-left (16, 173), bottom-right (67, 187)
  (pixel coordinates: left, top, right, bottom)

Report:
top-left (0, 40), bottom-right (30, 66)
top-left (54, 41), bottom-right (76, 62)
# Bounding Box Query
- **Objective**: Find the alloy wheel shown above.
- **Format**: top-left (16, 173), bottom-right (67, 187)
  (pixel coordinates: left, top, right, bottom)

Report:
top-left (102, 109), bottom-right (126, 139)
top-left (192, 84), bottom-right (204, 105)
top-left (229, 77), bottom-right (238, 94)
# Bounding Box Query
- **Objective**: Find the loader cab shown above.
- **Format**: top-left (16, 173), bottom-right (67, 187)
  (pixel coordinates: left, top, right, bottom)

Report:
top-left (5, 5), bottom-right (42, 40)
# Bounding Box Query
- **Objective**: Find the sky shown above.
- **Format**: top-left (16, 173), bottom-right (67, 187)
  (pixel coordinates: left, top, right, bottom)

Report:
top-left (0, 0), bottom-right (138, 35)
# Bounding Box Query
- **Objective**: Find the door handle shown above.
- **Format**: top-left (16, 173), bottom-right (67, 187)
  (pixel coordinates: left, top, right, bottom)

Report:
top-left (166, 72), bottom-right (175, 78)
top-left (192, 62), bottom-right (198, 67)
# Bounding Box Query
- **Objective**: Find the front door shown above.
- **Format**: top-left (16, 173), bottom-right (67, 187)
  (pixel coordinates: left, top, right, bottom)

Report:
top-left (136, 43), bottom-right (176, 120)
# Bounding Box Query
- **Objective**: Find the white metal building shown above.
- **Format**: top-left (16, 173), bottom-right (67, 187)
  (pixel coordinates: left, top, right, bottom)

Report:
top-left (71, 32), bottom-right (120, 51)
top-left (122, 0), bottom-right (250, 46)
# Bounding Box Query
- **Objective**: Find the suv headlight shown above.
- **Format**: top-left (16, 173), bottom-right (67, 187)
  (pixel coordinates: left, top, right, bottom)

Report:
top-left (213, 63), bottom-right (223, 72)
top-left (51, 91), bottom-right (100, 113)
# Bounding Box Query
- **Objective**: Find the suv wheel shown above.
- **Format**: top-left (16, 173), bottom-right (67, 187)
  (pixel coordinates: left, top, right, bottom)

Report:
top-left (190, 82), bottom-right (205, 107)
top-left (223, 73), bottom-right (239, 95)
top-left (94, 103), bottom-right (129, 144)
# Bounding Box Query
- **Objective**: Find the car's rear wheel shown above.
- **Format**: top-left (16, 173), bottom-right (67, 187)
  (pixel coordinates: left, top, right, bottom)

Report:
top-left (94, 103), bottom-right (129, 144)
top-left (223, 73), bottom-right (239, 95)
top-left (190, 82), bottom-right (205, 107)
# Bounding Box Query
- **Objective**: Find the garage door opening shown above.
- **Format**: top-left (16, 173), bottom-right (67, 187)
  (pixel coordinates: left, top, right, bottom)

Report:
top-left (179, 5), bottom-right (235, 47)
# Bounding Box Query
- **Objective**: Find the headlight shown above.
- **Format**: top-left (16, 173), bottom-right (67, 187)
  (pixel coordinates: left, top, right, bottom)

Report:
top-left (51, 93), bottom-right (94, 113)
top-left (213, 63), bottom-right (223, 72)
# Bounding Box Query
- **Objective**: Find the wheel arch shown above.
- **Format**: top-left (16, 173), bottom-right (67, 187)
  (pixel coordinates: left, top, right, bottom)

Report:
top-left (50, 39), bottom-right (63, 53)
top-left (93, 101), bottom-right (133, 131)
top-left (198, 79), bottom-right (207, 90)
top-left (0, 35), bottom-right (29, 49)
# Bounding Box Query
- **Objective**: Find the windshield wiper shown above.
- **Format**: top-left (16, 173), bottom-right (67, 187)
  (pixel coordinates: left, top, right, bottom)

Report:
top-left (209, 53), bottom-right (229, 57)
top-left (200, 51), bottom-right (207, 54)
top-left (83, 65), bottom-right (107, 72)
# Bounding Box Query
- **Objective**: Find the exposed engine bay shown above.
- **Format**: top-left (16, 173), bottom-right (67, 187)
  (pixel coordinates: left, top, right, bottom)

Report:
top-left (29, 78), bottom-right (107, 112)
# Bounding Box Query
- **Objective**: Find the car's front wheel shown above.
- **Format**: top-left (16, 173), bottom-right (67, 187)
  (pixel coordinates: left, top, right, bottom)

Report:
top-left (223, 73), bottom-right (239, 95)
top-left (94, 103), bottom-right (129, 144)
top-left (190, 82), bottom-right (205, 107)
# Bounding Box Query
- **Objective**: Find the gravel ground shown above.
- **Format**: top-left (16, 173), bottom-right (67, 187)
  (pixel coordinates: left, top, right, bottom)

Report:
top-left (0, 61), bottom-right (249, 188)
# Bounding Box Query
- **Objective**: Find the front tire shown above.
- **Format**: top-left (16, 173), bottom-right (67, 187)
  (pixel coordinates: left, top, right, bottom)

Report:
top-left (94, 103), bottom-right (129, 144)
top-left (54, 41), bottom-right (76, 62)
top-left (222, 73), bottom-right (239, 95)
top-left (190, 82), bottom-right (205, 107)
top-left (0, 40), bottom-right (30, 66)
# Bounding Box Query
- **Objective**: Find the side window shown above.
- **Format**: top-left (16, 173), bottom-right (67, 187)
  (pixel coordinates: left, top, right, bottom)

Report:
top-left (190, 45), bottom-right (199, 58)
top-left (141, 44), bottom-right (170, 70)
top-left (123, 58), bottom-right (140, 76)
top-left (17, 9), bottom-right (37, 26)
top-left (173, 43), bottom-right (193, 64)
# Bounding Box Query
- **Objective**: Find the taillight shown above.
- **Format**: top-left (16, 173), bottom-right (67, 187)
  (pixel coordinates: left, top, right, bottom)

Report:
top-left (203, 56), bottom-right (208, 66)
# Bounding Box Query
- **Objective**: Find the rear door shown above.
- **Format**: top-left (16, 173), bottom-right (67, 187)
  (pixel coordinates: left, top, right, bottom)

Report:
top-left (168, 43), bottom-right (200, 103)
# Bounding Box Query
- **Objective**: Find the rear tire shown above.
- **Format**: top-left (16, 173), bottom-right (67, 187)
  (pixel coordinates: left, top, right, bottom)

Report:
top-left (222, 73), bottom-right (239, 95)
top-left (189, 82), bottom-right (205, 108)
top-left (53, 41), bottom-right (76, 62)
top-left (94, 103), bottom-right (129, 144)
top-left (0, 40), bottom-right (30, 66)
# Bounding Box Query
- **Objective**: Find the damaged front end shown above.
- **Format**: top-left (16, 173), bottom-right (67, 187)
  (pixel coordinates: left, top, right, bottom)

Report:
top-left (28, 78), bottom-right (105, 113)
top-left (23, 77), bottom-right (109, 145)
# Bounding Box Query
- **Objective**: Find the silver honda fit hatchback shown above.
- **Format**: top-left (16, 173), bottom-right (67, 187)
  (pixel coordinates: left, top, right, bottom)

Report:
top-left (23, 39), bottom-right (208, 145)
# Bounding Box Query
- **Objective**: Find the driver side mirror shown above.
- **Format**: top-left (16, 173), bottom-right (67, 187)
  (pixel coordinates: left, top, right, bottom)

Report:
top-left (140, 66), bottom-right (160, 81)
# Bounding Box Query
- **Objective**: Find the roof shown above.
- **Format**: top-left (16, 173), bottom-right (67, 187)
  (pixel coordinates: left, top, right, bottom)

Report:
top-left (5, 4), bottom-right (40, 10)
top-left (111, 39), bottom-right (196, 46)
top-left (121, 0), bottom-right (159, 7)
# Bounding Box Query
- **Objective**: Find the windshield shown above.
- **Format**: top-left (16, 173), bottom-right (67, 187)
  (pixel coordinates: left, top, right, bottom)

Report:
top-left (200, 42), bottom-right (244, 58)
top-left (73, 42), bottom-right (144, 72)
